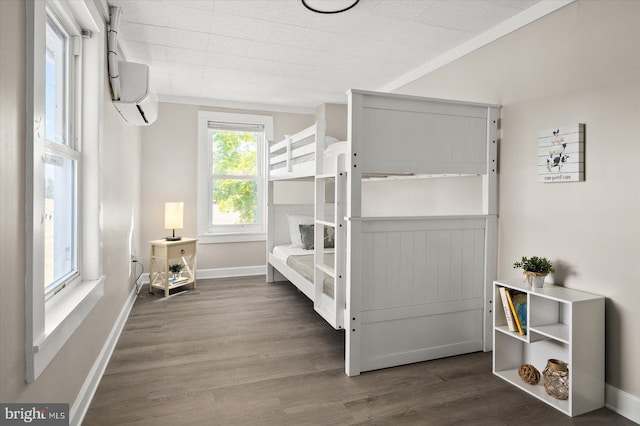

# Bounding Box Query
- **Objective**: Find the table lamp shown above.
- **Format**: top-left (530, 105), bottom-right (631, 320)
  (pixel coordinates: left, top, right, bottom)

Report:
top-left (164, 202), bottom-right (183, 241)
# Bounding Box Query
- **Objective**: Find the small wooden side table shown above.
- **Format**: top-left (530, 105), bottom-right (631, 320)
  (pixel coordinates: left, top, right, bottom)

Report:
top-left (149, 238), bottom-right (197, 296)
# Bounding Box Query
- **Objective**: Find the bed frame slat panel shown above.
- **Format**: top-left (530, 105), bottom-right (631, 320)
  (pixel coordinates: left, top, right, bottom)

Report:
top-left (357, 216), bottom-right (487, 372)
top-left (360, 107), bottom-right (488, 175)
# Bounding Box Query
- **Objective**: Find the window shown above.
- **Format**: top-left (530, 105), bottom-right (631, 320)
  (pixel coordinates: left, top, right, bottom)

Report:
top-left (44, 12), bottom-right (80, 298)
top-left (26, 0), bottom-right (104, 382)
top-left (198, 112), bottom-right (273, 243)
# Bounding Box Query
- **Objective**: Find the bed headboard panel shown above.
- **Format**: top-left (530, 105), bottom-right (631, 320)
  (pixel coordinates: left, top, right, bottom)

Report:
top-left (350, 90), bottom-right (500, 176)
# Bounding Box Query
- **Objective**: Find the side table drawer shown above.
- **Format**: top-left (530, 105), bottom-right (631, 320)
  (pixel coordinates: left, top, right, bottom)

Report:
top-left (168, 242), bottom-right (195, 259)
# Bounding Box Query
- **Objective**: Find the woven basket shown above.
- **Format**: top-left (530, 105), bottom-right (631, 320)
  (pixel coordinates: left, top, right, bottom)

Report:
top-left (543, 359), bottom-right (569, 400)
top-left (518, 364), bottom-right (540, 385)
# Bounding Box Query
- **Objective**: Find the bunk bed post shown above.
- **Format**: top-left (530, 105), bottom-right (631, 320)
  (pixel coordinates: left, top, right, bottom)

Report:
top-left (483, 107), bottom-right (500, 351)
top-left (334, 157), bottom-right (347, 330)
top-left (345, 90), bottom-right (363, 376)
top-left (286, 136), bottom-right (292, 173)
top-left (314, 120), bottom-right (326, 309)
top-left (482, 108), bottom-right (499, 216)
top-left (266, 141), bottom-right (275, 283)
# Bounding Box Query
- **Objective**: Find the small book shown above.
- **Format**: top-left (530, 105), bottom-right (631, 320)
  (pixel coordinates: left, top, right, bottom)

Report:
top-left (499, 287), bottom-right (517, 332)
top-left (168, 276), bottom-right (188, 285)
top-left (511, 291), bottom-right (528, 335)
top-left (505, 289), bottom-right (525, 336)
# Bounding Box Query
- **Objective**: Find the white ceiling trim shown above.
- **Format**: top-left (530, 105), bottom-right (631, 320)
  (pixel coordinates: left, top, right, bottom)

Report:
top-left (158, 94), bottom-right (317, 115)
top-left (378, 0), bottom-right (575, 93)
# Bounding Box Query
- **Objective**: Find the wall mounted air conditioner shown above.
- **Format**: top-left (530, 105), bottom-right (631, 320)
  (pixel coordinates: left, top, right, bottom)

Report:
top-left (112, 61), bottom-right (158, 126)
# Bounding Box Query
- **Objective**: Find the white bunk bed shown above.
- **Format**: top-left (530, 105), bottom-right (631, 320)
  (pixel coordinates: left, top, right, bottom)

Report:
top-left (267, 119), bottom-right (347, 329)
top-left (266, 90), bottom-right (500, 377)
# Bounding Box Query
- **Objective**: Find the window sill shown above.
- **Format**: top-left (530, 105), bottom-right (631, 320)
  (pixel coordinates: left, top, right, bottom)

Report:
top-left (198, 232), bottom-right (266, 244)
top-left (29, 276), bottom-right (105, 382)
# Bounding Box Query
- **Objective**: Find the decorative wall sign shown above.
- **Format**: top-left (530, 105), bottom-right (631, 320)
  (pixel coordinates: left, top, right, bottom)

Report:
top-left (538, 124), bottom-right (585, 183)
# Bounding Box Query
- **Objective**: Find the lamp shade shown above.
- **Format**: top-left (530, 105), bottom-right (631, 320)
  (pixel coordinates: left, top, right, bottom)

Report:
top-left (164, 202), bottom-right (184, 230)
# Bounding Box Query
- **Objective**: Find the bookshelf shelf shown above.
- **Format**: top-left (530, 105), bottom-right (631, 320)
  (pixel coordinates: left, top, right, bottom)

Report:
top-left (493, 280), bottom-right (604, 417)
top-left (530, 323), bottom-right (570, 344)
top-left (495, 325), bottom-right (528, 342)
top-left (494, 368), bottom-right (570, 412)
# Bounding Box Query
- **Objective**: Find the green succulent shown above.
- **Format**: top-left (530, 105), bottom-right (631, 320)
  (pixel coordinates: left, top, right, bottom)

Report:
top-left (513, 256), bottom-right (554, 275)
top-left (169, 263), bottom-right (185, 274)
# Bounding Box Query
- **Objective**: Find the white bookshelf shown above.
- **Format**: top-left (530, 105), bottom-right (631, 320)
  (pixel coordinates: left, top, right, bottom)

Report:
top-left (493, 280), bottom-right (604, 417)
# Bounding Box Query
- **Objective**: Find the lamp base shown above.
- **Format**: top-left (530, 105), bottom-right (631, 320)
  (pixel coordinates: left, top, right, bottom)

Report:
top-left (165, 236), bottom-right (182, 241)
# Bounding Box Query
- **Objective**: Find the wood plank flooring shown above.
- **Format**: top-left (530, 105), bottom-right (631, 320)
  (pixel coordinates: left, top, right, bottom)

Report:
top-left (84, 276), bottom-right (632, 425)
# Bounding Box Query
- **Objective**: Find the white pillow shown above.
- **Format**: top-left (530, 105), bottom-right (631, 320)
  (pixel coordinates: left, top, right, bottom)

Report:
top-left (325, 136), bottom-right (339, 145)
top-left (287, 214), bottom-right (314, 248)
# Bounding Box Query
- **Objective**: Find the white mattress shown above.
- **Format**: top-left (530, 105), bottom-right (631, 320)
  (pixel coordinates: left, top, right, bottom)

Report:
top-left (272, 244), bottom-right (335, 298)
top-left (272, 244), bottom-right (334, 262)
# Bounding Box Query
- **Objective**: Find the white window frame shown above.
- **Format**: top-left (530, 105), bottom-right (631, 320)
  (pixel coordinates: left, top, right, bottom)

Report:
top-left (43, 8), bottom-right (81, 299)
top-left (26, 0), bottom-right (104, 383)
top-left (197, 111), bottom-right (273, 243)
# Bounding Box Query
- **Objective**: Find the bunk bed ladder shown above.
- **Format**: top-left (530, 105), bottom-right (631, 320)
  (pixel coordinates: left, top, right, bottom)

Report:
top-left (314, 153), bottom-right (347, 330)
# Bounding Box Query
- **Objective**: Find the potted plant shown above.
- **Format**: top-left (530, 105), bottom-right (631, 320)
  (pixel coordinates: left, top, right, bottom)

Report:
top-left (513, 256), bottom-right (554, 288)
top-left (168, 263), bottom-right (185, 280)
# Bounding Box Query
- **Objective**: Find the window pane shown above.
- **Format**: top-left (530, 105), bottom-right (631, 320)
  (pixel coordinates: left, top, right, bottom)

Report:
top-left (211, 129), bottom-right (258, 175)
top-left (45, 17), bottom-right (67, 145)
top-left (212, 179), bottom-right (258, 225)
top-left (44, 154), bottom-right (77, 292)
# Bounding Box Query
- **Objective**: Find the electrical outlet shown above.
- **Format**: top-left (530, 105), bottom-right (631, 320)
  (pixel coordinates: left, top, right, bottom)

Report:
top-left (131, 254), bottom-right (137, 262)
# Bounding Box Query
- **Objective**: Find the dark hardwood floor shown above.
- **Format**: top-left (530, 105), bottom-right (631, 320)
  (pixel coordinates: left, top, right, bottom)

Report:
top-left (84, 276), bottom-right (632, 425)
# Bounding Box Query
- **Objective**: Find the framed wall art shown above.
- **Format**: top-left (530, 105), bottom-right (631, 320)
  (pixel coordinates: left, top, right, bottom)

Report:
top-left (538, 123), bottom-right (585, 183)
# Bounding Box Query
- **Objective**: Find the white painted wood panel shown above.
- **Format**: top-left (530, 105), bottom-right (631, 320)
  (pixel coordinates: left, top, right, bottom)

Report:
top-left (360, 308), bottom-right (484, 372)
top-left (359, 107), bottom-right (487, 175)
top-left (361, 298), bottom-right (483, 323)
top-left (355, 216), bottom-right (487, 372)
top-left (360, 218), bottom-right (486, 311)
top-left (358, 90), bottom-right (493, 118)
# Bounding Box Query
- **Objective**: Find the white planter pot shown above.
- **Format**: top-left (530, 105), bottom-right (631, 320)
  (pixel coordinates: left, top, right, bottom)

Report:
top-left (525, 273), bottom-right (547, 288)
top-left (532, 275), bottom-right (546, 288)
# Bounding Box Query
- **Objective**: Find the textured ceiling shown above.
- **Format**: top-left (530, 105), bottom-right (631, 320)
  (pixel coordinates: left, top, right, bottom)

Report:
top-left (108, 0), bottom-right (542, 110)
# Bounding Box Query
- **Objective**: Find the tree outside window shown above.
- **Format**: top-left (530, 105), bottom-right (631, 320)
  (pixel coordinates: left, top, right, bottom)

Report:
top-left (210, 128), bottom-right (261, 225)
top-left (198, 111), bottom-right (271, 242)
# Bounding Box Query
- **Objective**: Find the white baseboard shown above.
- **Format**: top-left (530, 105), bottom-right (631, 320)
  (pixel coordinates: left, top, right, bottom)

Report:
top-left (69, 286), bottom-right (137, 426)
top-left (140, 265), bottom-right (266, 283)
top-left (606, 384), bottom-right (640, 424)
top-left (196, 265), bottom-right (265, 279)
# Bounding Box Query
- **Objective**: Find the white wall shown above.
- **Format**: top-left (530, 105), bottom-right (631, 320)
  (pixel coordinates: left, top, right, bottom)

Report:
top-left (316, 103), bottom-right (348, 141)
top-left (362, 176), bottom-right (482, 217)
top-left (397, 0), bottom-right (640, 398)
top-left (140, 102), bottom-right (315, 271)
top-left (0, 0), bottom-right (143, 412)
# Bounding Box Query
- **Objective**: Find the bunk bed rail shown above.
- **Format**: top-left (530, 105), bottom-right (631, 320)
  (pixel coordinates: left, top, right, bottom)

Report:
top-left (269, 120), bottom-right (326, 180)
